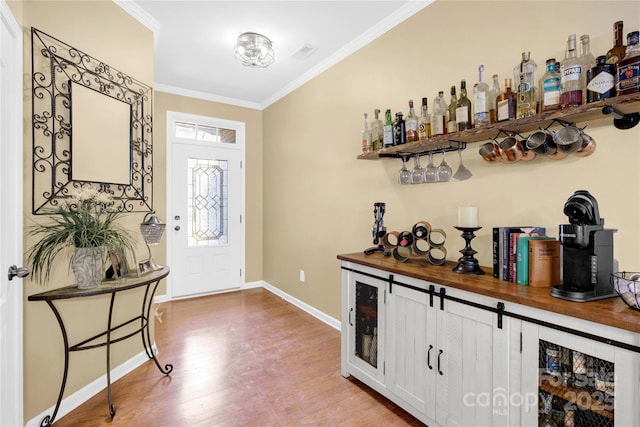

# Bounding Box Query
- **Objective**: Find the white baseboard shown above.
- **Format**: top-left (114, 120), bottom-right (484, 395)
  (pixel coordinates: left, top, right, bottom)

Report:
top-left (261, 281), bottom-right (341, 331)
top-left (25, 346), bottom-right (158, 427)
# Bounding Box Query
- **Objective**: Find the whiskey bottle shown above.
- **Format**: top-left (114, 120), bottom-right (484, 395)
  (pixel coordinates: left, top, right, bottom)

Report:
top-left (496, 78), bottom-right (516, 121)
top-left (361, 113), bottom-right (371, 153)
top-left (405, 100), bottom-right (419, 142)
top-left (617, 31), bottom-right (640, 95)
top-left (606, 21), bottom-right (626, 65)
top-left (447, 85), bottom-right (458, 133)
top-left (418, 97), bottom-right (431, 140)
top-left (540, 58), bottom-right (561, 111)
top-left (580, 35), bottom-right (596, 102)
top-left (456, 80), bottom-right (472, 131)
top-left (473, 65), bottom-right (491, 127)
top-left (560, 34), bottom-right (585, 108)
top-left (383, 109), bottom-right (393, 148)
top-left (587, 56), bottom-right (616, 102)
top-left (514, 51), bottom-right (537, 118)
top-left (393, 112), bottom-right (406, 145)
top-left (371, 109), bottom-right (383, 151)
top-left (489, 74), bottom-right (500, 124)
top-left (431, 91), bottom-right (447, 136)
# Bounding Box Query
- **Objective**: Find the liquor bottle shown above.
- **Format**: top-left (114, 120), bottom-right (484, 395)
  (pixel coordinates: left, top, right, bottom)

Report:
top-left (473, 65), bottom-right (491, 127)
top-left (371, 109), bottom-right (383, 151)
top-left (606, 21), bottom-right (626, 65)
top-left (580, 35), bottom-right (596, 102)
top-left (489, 74), bottom-right (500, 124)
top-left (539, 58), bottom-right (561, 111)
top-left (496, 78), bottom-right (517, 121)
top-left (456, 80), bottom-right (472, 131)
top-left (447, 85), bottom-right (458, 133)
top-left (587, 55), bottom-right (616, 102)
top-left (405, 100), bottom-right (419, 142)
top-left (617, 31), bottom-right (640, 95)
top-left (383, 109), bottom-right (393, 148)
top-left (393, 112), bottom-right (406, 145)
top-left (418, 97), bottom-right (431, 140)
top-left (361, 113), bottom-right (371, 153)
top-left (514, 52), bottom-right (537, 118)
top-left (431, 91), bottom-right (447, 136)
top-left (560, 34), bottom-right (585, 108)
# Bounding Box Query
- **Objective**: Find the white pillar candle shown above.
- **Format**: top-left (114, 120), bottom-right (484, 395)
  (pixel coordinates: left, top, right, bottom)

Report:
top-left (457, 207), bottom-right (479, 228)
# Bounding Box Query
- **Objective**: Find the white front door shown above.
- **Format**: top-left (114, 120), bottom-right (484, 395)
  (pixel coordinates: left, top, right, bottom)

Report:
top-left (167, 112), bottom-right (245, 298)
top-left (0, 2), bottom-right (24, 425)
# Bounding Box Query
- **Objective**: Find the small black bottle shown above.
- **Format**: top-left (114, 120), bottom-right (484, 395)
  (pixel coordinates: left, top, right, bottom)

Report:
top-left (587, 55), bottom-right (616, 102)
top-left (393, 113), bottom-right (406, 145)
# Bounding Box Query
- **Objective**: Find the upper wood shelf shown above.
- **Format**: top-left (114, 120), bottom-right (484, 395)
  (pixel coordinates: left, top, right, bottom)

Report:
top-left (357, 92), bottom-right (640, 160)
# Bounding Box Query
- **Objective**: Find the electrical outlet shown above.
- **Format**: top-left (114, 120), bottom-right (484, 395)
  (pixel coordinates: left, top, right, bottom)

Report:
top-left (299, 270), bottom-right (305, 283)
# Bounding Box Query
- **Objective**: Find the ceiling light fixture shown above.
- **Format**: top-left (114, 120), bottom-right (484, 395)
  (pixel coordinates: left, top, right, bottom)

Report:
top-left (234, 32), bottom-right (275, 68)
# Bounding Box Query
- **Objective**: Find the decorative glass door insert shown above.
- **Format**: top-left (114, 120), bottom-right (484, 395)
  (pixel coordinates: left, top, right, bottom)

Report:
top-left (187, 158), bottom-right (228, 247)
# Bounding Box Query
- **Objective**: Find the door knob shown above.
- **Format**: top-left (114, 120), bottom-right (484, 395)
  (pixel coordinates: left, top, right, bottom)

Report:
top-left (174, 225), bottom-right (181, 231)
top-left (8, 265), bottom-right (29, 281)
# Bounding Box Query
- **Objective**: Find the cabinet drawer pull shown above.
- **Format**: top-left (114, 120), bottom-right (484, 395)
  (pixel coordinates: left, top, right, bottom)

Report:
top-left (427, 345), bottom-right (433, 369)
top-left (349, 308), bottom-right (353, 326)
top-left (437, 349), bottom-right (444, 375)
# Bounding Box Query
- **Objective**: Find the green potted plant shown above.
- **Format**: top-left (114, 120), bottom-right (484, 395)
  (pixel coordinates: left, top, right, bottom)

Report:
top-left (27, 187), bottom-right (136, 289)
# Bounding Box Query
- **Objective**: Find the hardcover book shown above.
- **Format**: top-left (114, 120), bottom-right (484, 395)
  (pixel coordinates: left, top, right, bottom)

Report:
top-left (516, 236), bottom-right (554, 285)
top-left (493, 227), bottom-right (546, 282)
top-left (528, 239), bottom-right (561, 287)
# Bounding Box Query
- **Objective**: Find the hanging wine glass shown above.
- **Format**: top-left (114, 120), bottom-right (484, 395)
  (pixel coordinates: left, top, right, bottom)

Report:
top-left (410, 154), bottom-right (425, 184)
top-left (425, 152), bottom-right (438, 183)
top-left (397, 155), bottom-right (412, 185)
top-left (436, 149), bottom-right (452, 182)
top-left (452, 146), bottom-right (472, 181)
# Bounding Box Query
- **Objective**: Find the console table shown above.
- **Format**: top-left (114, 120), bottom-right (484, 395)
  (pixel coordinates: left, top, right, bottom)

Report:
top-left (28, 266), bottom-right (172, 426)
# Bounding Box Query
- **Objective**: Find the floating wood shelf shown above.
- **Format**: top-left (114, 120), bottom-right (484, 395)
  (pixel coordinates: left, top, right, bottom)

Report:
top-left (357, 92), bottom-right (640, 160)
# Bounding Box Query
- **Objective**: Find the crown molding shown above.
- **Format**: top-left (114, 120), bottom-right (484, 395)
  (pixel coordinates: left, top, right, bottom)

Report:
top-left (155, 84), bottom-right (263, 111)
top-left (113, 0), bottom-right (162, 47)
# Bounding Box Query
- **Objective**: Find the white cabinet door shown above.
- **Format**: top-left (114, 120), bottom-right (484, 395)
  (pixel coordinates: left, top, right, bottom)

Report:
top-left (386, 283), bottom-right (430, 415)
top-left (342, 268), bottom-right (386, 390)
top-left (436, 296), bottom-right (510, 427)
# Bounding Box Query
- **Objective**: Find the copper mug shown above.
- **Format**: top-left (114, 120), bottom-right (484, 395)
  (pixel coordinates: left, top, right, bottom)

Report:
top-left (526, 130), bottom-right (567, 160)
top-left (553, 125), bottom-right (583, 154)
top-left (574, 133), bottom-right (597, 157)
top-left (498, 137), bottom-right (524, 163)
top-left (479, 142), bottom-right (501, 162)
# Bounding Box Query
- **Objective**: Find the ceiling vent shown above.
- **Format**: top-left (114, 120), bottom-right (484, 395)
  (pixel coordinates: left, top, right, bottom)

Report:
top-left (291, 43), bottom-right (318, 60)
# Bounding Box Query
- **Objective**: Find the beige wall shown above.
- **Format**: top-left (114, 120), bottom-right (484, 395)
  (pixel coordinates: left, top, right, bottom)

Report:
top-left (154, 91), bottom-right (264, 284)
top-left (263, 0), bottom-right (640, 321)
top-left (20, 0), bottom-right (155, 421)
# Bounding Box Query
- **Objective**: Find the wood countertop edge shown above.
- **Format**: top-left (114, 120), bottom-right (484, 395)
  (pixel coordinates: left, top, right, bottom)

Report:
top-left (338, 252), bottom-right (640, 334)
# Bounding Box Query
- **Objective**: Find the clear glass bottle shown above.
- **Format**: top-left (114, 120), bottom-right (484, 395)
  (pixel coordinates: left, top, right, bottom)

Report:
top-left (473, 65), bottom-right (491, 127)
top-left (456, 80), bottom-right (472, 131)
top-left (405, 100), bottom-right (419, 142)
top-left (539, 58), bottom-right (561, 111)
top-left (587, 55), bottom-right (616, 102)
top-left (606, 21), bottom-right (626, 65)
top-left (370, 109), bottom-right (383, 151)
top-left (617, 31), bottom-right (640, 95)
top-left (580, 35), bottom-right (596, 102)
top-left (393, 112), bottom-right (406, 145)
top-left (431, 91), bottom-right (447, 136)
top-left (560, 34), bottom-right (585, 108)
top-left (447, 85), bottom-right (458, 133)
top-left (383, 109), bottom-right (393, 147)
top-left (418, 97), bottom-right (431, 140)
top-left (514, 51), bottom-right (537, 118)
top-left (496, 78), bottom-right (516, 121)
top-left (361, 113), bottom-right (371, 153)
top-left (489, 74), bottom-right (500, 124)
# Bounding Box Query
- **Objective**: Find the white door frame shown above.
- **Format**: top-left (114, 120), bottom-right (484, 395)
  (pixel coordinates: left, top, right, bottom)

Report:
top-left (165, 111), bottom-right (246, 299)
top-left (0, 1), bottom-right (24, 425)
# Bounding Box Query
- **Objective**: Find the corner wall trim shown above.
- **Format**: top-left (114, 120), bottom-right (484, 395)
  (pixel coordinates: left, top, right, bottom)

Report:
top-left (261, 281), bottom-right (341, 331)
top-left (25, 346), bottom-right (157, 427)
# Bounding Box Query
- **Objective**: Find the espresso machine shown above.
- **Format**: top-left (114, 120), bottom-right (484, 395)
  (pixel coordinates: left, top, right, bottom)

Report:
top-left (552, 190), bottom-right (617, 302)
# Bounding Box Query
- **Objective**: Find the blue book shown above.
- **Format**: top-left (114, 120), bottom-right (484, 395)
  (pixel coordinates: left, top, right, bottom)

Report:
top-left (501, 227), bottom-right (546, 282)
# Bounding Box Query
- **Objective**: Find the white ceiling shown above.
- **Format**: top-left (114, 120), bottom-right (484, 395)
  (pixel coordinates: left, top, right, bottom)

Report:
top-left (121, 1), bottom-right (432, 109)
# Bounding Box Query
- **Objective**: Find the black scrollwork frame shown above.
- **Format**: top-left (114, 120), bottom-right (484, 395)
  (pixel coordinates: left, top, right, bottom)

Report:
top-left (31, 27), bottom-right (153, 214)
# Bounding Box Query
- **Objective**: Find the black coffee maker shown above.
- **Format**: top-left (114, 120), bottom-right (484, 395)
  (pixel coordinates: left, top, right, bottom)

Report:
top-left (552, 190), bottom-right (617, 302)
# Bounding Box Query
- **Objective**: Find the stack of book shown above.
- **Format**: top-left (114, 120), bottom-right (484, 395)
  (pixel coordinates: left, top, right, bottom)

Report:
top-left (492, 226), bottom-right (560, 286)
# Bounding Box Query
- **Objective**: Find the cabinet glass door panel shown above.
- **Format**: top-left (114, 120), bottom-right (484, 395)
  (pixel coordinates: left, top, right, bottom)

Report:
top-left (355, 281), bottom-right (378, 367)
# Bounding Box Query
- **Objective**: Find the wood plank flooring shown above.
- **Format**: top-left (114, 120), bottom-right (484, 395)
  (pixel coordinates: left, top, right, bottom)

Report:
top-left (50, 288), bottom-right (423, 426)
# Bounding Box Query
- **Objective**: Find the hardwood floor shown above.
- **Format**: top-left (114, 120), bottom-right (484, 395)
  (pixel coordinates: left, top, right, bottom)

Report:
top-left (51, 288), bottom-right (423, 426)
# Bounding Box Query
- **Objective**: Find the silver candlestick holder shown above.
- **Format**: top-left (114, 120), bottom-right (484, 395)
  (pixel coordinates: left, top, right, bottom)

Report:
top-left (452, 226), bottom-right (485, 275)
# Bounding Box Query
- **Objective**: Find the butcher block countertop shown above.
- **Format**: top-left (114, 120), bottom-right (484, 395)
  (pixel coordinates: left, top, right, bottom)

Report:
top-left (338, 252), bottom-right (640, 334)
